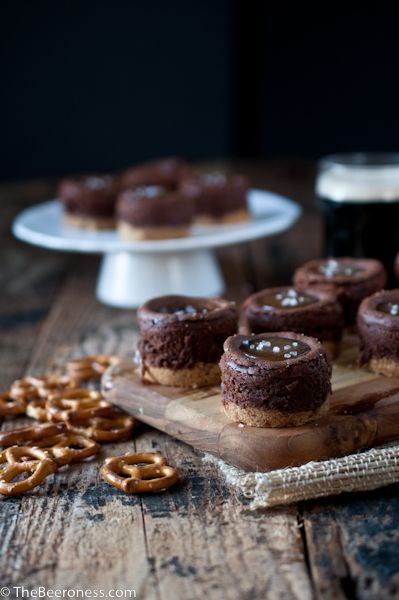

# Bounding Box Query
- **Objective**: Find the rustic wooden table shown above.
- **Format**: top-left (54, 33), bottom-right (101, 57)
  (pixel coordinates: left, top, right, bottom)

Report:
top-left (1, 161), bottom-right (399, 600)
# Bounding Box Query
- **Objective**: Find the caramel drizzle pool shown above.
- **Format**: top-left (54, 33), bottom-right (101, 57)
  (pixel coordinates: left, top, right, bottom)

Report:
top-left (260, 289), bottom-right (317, 310)
top-left (312, 259), bottom-right (365, 278)
top-left (240, 337), bottom-right (310, 362)
top-left (377, 301), bottom-right (399, 316)
top-left (156, 304), bottom-right (209, 316)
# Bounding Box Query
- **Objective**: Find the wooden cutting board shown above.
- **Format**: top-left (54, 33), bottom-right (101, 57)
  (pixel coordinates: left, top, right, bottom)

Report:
top-left (103, 333), bottom-right (399, 472)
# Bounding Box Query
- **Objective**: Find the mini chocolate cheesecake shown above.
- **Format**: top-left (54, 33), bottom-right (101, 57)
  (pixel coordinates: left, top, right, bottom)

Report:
top-left (220, 332), bottom-right (331, 427)
top-left (180, 172), bottom-right (250, 224)
top-left (121, 157), bottom-right (188, 188)
top-left (358, 290), bottom-right (399, 377)
top-left (293, 258), bottom-right (387, 325)
top-left (59, 175), bottom-right (120, 229)
top-left (137, 295), bottom-right (238, 387)
top-left (242, 287), bottom-right (344, 358)
top-left (117, 185), bottom-right (195, 241)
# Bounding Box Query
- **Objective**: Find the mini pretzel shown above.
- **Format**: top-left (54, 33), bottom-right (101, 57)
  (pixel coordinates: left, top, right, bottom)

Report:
top-left (66, 355), bottom-right (118, 382)
top-left (101, 452), bottom-right (179, 493)
top-left (0, 446), bottom-right (57, 495)
top-left (67, 413), bottom-right (137, 443)
top-left (29, 432), bottom-right (101, 466)
top-left (0, 422), bottom-right (66, 447)
top-left (0, 392), bottom-right (26, 417)
top-left (10, 375), bottom-right (77, 402)
top-left (46, 389), bottom-right (114, 422)
top-left (26, 398), bottom-right (49, 421)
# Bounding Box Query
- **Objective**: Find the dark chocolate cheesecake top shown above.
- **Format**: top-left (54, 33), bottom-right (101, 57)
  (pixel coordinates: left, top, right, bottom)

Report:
top-left (222, 332), bottom-right (327, 373)
top-left (121, 157), bottom-right (188, 188)
top-left (181, 172), bottom-right (248, 194)
top-left (239, 335), bottom-right (310, 361)
top-left (138, 295), bottom-right (237, 327)
top-left (117, 186), bottom-right (194, 227)
top-left (220, 332), bottom-right (332, 413)
top-left (358, 289), bottom-right (399, 329)
top-left (138, 295), bottom-right (238, 369)
top-left (294, 257), bottom-right (386, 286)
top-left (242, 286), bottom-right (344, 341)
top-left (59, 174), bottom-right (120, 216)
top-left (180, 171), bottom-right (249, 216)
top-left (243, 286), bottom-right (339, 314)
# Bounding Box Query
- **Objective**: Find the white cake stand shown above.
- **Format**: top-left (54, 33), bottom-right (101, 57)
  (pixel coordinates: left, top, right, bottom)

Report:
top-left (12, 190), bottom-right (301, 308)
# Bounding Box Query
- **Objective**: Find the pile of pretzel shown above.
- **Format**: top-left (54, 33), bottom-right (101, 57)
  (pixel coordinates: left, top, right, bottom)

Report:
top-left (0, 355), bottom-right (179, 495)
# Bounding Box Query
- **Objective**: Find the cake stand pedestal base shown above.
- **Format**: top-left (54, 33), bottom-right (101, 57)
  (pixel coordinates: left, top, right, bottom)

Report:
top-left (96, 249), bottom-right (225, 308)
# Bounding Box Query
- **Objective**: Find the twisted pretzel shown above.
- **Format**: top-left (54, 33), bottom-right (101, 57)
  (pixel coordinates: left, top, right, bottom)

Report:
top-left (10, 375), bottom-right (78, 421)
top-left (66, 355), bottom-right (118, 382)
top-left (26, 398), bottom-right (49, 421)
top-left (101, 452), bottom-right (179, 493)
top-left (10, 375), bottom-right (77, 402)
top-left (0, 446), bottom-right (57, 495)
top-left (29, 432), bottom-right (101, 466)
top-left (0, 422), bottom-right (66, 447)
top-left (0, 392), bottom-right (26, 417)
top-left (46, 389), bottom-right (114, 423)
top-left (67, 413), bottom-right (137, 443)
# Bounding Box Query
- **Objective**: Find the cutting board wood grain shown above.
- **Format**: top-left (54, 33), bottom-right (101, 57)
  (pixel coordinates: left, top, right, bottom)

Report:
top-left (103, 334), bottom-right (399, 472)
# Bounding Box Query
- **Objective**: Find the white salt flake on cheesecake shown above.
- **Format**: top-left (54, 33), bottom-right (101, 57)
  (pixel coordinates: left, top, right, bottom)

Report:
top-left (390, 303), bottom-right (399, 315)
top-left (257, 340), bottom-right (271, 349)
top-left (281, 297), bottom-right (299, 307)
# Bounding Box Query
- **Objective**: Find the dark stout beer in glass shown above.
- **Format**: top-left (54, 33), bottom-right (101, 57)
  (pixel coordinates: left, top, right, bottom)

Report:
top-left (316, 153), bottom-right (399, 282)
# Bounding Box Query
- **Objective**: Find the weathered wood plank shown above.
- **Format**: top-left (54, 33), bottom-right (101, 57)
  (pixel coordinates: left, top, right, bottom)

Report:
top-left (0, 182), bottom-right (67, 389)
top-left (302, 488), bottom-right (399, 600)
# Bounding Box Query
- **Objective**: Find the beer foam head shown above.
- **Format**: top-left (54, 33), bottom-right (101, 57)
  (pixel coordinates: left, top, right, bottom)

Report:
top-left (316, 154), bottom-right (399, 203)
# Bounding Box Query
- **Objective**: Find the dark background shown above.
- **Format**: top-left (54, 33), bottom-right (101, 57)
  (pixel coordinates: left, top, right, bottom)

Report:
top-left (2, 1), bottom-right (399, 181)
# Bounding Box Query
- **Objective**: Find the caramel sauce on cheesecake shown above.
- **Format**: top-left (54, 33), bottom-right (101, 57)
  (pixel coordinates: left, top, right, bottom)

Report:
top-left (240, 337), bottom-right (310, 361)
top-left (312, 259), bottom-right (365, 278)
top-left (260, 289), bottom-right (317, 310)
top-left (157, 304), bottom-right (209, 316)
top-left (377, 301), bottom-right (399, 316)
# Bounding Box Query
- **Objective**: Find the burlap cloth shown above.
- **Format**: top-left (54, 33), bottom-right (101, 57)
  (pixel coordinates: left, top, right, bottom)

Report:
top-left (203, 442), bottom-right (399, 509)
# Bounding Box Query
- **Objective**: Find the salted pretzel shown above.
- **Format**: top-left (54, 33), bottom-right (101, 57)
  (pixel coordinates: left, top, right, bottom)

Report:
top-left (29, 432), bottom-right (101, 466)
top-left (101, 452), bottom-right (179, 493)
top-left (0, 422), bottom-right (66, 447)
top-left (0, 446), bottom-right (58, 495)
top-left (0, 392), bottom-right (26, 417)
top-left (46, 389), bottom-right (114, 423)
top-left (10, 375), bottom-right (77, 402)
top-left (26, 398), bottom-right (49, 421)
top-left (67, 413), bottom-right (137, 443)
top-left (66, 355), bottom-right (118, 382)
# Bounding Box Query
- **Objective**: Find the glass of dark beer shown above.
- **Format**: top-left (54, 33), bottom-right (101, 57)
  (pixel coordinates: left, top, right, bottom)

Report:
top-left (316, 153), bottom-right (399, 282)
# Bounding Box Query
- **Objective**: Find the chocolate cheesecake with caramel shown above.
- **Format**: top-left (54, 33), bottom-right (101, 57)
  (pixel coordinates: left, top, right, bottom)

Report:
top-left (117, 185), bottom-right (195, 241)
top-left (242, 286), bottom-right (344, 358)
top-left (220, 332), bottom-right (331, 427)
top-left (180, 172), bottom-right (250, 224)
top-left (358, 289), bottom-right (399, 377)
top-left (59, 175), bottom-right (120, 229)
top-left (293, 258), bottom-right (387, 325)
top-left (137, 295), bottom-right (238, 387)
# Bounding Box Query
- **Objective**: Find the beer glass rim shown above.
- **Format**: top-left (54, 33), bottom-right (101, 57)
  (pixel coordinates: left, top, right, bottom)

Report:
top-left (320, 153), bottom-right (399, 170)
